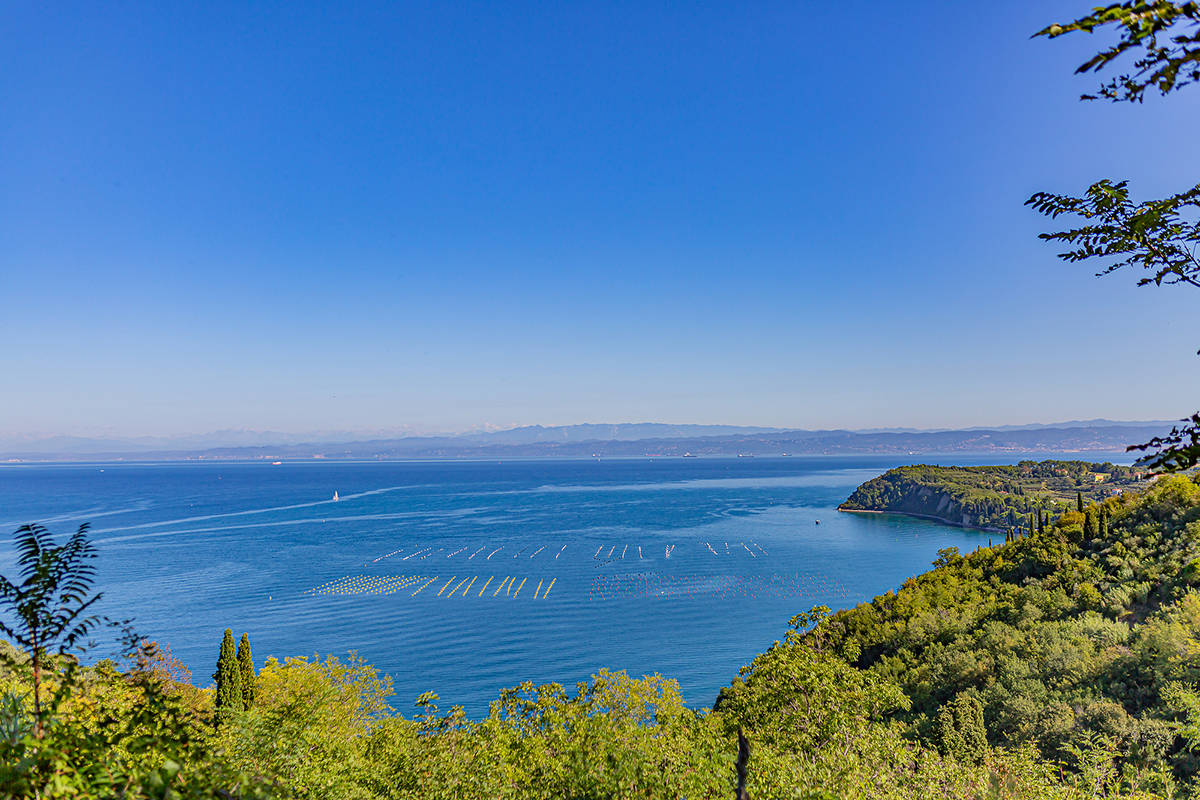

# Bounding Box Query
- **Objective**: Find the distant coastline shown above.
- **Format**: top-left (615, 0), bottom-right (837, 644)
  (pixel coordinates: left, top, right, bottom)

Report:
top-left (0, 421), bottom-right (1166, 463)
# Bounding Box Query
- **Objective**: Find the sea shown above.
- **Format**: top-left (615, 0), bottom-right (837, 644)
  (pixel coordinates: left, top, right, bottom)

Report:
top-left (0, 454), bottom-right (1120, 715)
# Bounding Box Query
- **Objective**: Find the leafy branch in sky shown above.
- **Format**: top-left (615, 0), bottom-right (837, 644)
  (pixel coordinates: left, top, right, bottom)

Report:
top-left (1036, 1), bottom-right (1200, 102)
top-left (1029, 3), bottom-right (1200, 472)
top-left (1027, 180), bottom-right (1200, 289)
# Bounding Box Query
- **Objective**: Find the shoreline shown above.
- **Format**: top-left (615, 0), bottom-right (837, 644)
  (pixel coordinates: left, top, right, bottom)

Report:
top-left (838, 506), bottom-right (1004, 533)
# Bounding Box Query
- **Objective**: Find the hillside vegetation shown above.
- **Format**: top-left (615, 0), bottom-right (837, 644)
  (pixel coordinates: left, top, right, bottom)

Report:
top-left (6, 474), bottom-right (1200, 797)
top-left (839, 460), bottom-right (1146, 531)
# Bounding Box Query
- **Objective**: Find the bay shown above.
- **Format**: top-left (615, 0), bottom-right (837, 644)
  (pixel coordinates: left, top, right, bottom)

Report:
top-left (0, 454), bottom-right (1108, 714)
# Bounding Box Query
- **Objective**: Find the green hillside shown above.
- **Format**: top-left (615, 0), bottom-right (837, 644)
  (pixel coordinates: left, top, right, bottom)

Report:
top-left (839, 460), bottom-right (1146, 531)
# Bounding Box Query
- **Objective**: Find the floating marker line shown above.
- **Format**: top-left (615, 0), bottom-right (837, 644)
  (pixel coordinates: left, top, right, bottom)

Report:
top-left (705, 542), bottom-right (718, 556)
top-left (742, 542), bottom-right (756, 557)
top-left (513, 546), bottom-right (527, 558)
top-left (533, 579), bottom-right (544, 599)
top-left (621, 545), bottom-right (628, 559)
top-left (468, 546), bottom-right (487, 559)
top-left (543, 577), bottom-right (556, 598)
top-left (638, 546), bottom-right (643, 559)
top-left (607, 545), bottom-right (615, 558)
top-left (461, 576), bottom-right (477, 596)
top-left (412, 576), bottom-right (438, 596)
top-left (487, 547), bottom-right (503, 560)
top-left (437, 576), bottom-right (457, 596)
top-left (753, 542), bottom-right (768, 555)
top-left (594, 546), bottom-right (603, 559)
top-left (530, 546), bottom-right (545, 558)
top-left (493, 576), bottom-right (510, 596)
top-left (513, 577), bottom-right (527, 597)
top-left (556, 545), bottom-right (567, 558)
top-left (478, 576), bottom-right (493, 596)
top-left (403, 547), bottom-right (432, 561)
top-left (724, 542), bottom-right (730, 555)
top-left (449, 576), bottom-right (470, 596)
top-left (372, 548), bottom-right (404, 563)
top-left (447, 547), bottom-right (467, 558)
top-left (506, 577), bottom-right (514, 596)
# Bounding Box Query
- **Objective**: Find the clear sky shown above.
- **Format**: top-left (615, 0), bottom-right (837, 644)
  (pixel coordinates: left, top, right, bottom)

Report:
top-left (3, 1), bottom-right (1198, 437)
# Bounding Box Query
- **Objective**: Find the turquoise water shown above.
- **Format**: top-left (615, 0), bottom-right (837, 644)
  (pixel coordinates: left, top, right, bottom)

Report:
top-left (0, 455), bottom-right (1083, 714)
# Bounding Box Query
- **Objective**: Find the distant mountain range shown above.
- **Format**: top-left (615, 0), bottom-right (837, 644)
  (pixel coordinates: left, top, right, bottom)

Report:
top-left (0, 420), bottom-right (1175, 462)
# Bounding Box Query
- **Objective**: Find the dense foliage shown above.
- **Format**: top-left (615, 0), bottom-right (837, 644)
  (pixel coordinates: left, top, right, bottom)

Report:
top-left (728, 473), bottom-right (1200, 796)
top-left (839, 460), bottom-right (1144, 532)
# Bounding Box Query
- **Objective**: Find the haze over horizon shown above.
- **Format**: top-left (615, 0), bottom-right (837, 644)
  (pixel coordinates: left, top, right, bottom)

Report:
top-left (4, 1), bottom-right (1199, 437)
top-left (0, 417), bottom-right (1179, 451)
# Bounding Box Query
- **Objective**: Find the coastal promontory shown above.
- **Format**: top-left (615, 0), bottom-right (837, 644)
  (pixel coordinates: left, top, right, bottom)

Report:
top-left (838, 460), bottom-right (1145, 532)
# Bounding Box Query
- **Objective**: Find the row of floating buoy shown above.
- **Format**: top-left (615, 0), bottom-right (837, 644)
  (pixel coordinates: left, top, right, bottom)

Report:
top-left (306, 574), bottom-right (557, 599)
top-left (591, 544), bottom-right (651, 561)
top-left (307, 574), bottom-right (427, 596)
top-left (377, 541), bottom-right (774, 564)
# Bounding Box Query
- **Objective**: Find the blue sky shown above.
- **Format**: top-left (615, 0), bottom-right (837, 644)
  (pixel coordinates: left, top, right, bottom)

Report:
top-left (2, 1), bottom-right (1198, 436)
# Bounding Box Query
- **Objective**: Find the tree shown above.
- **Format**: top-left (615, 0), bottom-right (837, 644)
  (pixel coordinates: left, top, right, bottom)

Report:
top-left (1084, 507), bottom-right (1100, 540)
top-left (1100, 508), bottom-right (1110, 539)
top-left (0, 524), bottom-right (102, 738)
top-left (935, 694), bottom-right (989, 764)
top-left (1078, 491), bottom-right (1085, 513)
top-left (1030, 3), bottom-right (1200, 471)
top-left (238, 632), bottom-right (256, 710)
top-left (214, 628), bottom-right (243, 724)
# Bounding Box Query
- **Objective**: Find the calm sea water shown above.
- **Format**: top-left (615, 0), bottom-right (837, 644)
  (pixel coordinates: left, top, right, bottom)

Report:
top-left (0, 455), bottom-right (1114, 714)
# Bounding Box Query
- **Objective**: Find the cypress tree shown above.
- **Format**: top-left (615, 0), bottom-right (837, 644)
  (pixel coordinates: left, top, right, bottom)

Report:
top-left (1029, 514), bottom-right (1035, 537)
top-left (936, 694), bottom-right (988, 764)
top-left (1037, 511), bottom-right (1045, 535)
top-left (1077, 491), bottom-right (1084, 513)
top-left (1084, 508), bottom-right (1099, 541)
top-left (1099, 509), bottom-right (1108, 540)
top-left (237, 632), bottom-right (255, 710)
top-left (213, 628), bottom-right (243, 724)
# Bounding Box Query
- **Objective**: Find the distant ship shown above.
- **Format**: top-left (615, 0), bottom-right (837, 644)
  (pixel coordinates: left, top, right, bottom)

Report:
top-left (332, 491), bottom-right (339, 502)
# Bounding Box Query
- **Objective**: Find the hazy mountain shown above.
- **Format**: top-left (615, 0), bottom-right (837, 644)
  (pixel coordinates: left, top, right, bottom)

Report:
top-left (451, 423), bottom-right (791, 444)
top-left (0, 421), bottom-right (1172, 462)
